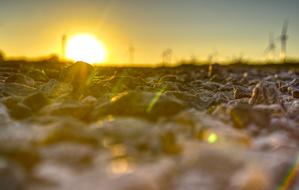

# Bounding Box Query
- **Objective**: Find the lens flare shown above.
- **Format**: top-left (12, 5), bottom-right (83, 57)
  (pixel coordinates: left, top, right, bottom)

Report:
top-left (207, 133), bottom-right (218, 144)
top-left (276, 154), bottom-right (299, 190)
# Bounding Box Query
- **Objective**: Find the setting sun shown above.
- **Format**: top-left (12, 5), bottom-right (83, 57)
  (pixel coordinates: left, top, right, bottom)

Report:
top-left (66, 34), bottom-right (107, 64)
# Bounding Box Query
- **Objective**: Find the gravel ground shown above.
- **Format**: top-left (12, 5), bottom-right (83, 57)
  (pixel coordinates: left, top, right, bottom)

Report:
top-left (0, 60), bottom-right (299, 190)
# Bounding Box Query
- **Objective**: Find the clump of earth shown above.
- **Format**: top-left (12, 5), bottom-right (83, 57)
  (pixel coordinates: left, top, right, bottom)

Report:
top-left (0, 60), bottom-right (299, 190)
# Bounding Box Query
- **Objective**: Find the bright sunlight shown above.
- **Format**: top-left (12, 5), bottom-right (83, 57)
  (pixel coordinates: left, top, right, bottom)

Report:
top-left (66, 34), bottom-right (107, 64)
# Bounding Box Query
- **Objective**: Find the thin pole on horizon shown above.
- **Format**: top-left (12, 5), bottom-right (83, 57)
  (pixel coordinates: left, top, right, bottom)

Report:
top-left (128, 44), bottom-right (135, 64)
top-left (265, 33), bottom-right (276, 60)
top-left (62, 34), bottom-right (67, 60)
top-left (162, 48), bottom-right (173, 65)
top-left (278, 20), bottom-right (289, 62)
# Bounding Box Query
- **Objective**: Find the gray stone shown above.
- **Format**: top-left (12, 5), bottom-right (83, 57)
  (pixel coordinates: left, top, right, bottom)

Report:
top-left (8, 103), bottom-right (32, 120)
top-left (230, 104), bottom-right (270, 129)
top-left (26, 69), bottom-right (49, 82)
top-left (42, 101), bottom-right (95, 122)
top-left (62, 62), bottom-right (94, 96)
top-left (0, 159), bottom-right (26, 190)
top-left (95, 91), bottom-right (187, 121)
top-left (292, 89), bottom-right (299, 98)
top-left (23, 92), bottom-right (50, 112)
top-left (233, 86), bottom-right (251, 99)
top-left (40, 123), bottom-right (98, 147)
top-left (39, 143), bottom-right (94, 168)
top-left (249, 81), bottom-right (281, 105)
top-left (1, 83), bottom-right (36, 97)
top-left (39, 79), bottom-right (73, 98)
top-left (5, 73), bottom-right (35, 87)
top-left (288, 100), bottom-right (299, 119)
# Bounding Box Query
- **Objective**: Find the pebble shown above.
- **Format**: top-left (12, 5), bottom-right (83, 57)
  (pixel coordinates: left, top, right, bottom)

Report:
top-left (234, 86), bottom-right (251, 99)
top-left (23, 92), bottom-right (50, 112)
top-left (95, 91), bottom-right (187, 121)
top-left (26, 69), bottom-right (49, 82)
top-left (8, 103), bottom-right (32, 120)
top-left (62, 62), bottom-right (94, 96)
top-left (5, 73), bottom-right (35, 87)
top-left (292, 89), bottom-right (299, 98)
top-left (230, 104), bottom-right (270, 129)
top-left (0, 159), bottom-right (26, 190)
top-left (249, 81), bottom-right (281, 105)
top-left (2, 83), bottom-right (36, 97)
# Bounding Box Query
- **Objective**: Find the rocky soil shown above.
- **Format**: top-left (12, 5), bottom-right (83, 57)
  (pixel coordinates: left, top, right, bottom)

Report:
top-left (0, 60), bottom-right (299, 190)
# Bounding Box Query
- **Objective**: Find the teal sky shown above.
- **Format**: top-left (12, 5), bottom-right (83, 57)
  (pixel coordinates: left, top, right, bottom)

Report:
top-left (0, 0), bottom-right (298, 63)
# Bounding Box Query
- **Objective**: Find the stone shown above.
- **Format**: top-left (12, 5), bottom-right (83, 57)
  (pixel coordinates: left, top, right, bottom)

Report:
top-left (208, 63), bottom-right (222, 77)
top-left (62, 62), bottom-right (94, 96)
top-left (87, 82), bottom-right (111, 98)
top-left (253, 131), bottom-right (298, 151)
top-left (0, 159), bottom-right (26, 190)
top-left (0, 141), bottom-right (40, 173)
top-left (95, 91), bottom-right (187, 121)
top-left (292, 89), bottom-right (299, 98)
top-left (8, 103), bottom-right (32, 120)
top-left (159, 130), bottom-right (182, 155)
top-left (1, 83), bottom-right (36, 97)
top-left (39, 143), bottom-right (94, 168)
top-left (43, 102), bottom-right (95, 122)
top-left (174, 109), bottom-right (251, 145)
top-left (5, 73), bottom-right (35, 87)
top-left (108, 76), bottom-right (146, 93)
top-left (56, 159), bottom-right (176, 190)
top-left (1, 96), bottom-right (21, 109)
top-left (289, 78), bottom-right (299, 88)
top-left (40, 123), bottom-right (99, 147)
top-left (81, 96), bottom-right (98, 105)
top-left (23, 92), bottom-right (50, 112)
top-left (210, 92), bottom-right (231, 107)
top-left (233, 86), bottom-right (251, 99)
top-left (230, 104), bottom-right (270, 129)
top-left (39, 79), bottom-right (73, 98)
top-left (158, 75), bottom-right (179, 82)
top-left (287, 100), bottom-right (299, 119)
top-left (166, 91), bottom-right (204, 110)
top-left (200, 81), bottom-right (224, 92)
top-left (249, 81), bottom-right (281, 105)
top-left (253, 104), bottom-right (285, 117)
top-left (93, 117), bottom-right (164, 158)
top-left (229, 165), bottom-right (270, 190)
top-left (0, 104), bottom-right (11, 126)
top-left (26, 69), bottom-right (49, 82)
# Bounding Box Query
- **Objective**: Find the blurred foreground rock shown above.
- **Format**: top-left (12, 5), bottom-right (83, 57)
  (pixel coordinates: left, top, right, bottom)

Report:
top-left (62, 62), bottom-right (94, 97)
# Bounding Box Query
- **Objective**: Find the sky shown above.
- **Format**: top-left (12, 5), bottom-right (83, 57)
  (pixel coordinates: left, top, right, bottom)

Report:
top-left (0, 0), bottom-right (298, 64)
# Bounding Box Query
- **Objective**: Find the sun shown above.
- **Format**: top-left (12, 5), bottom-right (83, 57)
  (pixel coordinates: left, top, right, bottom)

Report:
top-left (66, 34), bottom-right (107, 64)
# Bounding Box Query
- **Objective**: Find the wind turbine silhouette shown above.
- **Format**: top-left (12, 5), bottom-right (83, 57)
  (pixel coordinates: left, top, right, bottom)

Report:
top-left (128, 44), bottom-right (135, 63)
top-left (162, 48), bottom-right (173, 64)
top-left (264, 33), bottom-right (276, 59)
top-left (278, 20), bottom-right (289, 61)
top-left (61, 34), bottom-right (67, 59)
